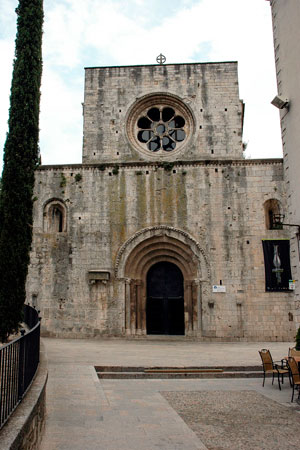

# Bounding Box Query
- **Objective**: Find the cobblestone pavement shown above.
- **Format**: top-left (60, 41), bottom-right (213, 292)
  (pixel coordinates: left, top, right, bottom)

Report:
top-left (40, 338), bottom-right (299, 450)
top-left (162, 390), bottom-right (300, 450)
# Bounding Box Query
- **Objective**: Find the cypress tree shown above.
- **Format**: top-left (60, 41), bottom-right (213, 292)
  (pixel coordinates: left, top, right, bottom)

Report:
top-left (0, 0), bottom-right (43, 342)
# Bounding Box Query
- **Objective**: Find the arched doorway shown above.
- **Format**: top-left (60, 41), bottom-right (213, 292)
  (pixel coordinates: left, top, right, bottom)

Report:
top-left (115, 226), bottom-right (210, 336)
top-left (146, 262), bottom-right (184, 335)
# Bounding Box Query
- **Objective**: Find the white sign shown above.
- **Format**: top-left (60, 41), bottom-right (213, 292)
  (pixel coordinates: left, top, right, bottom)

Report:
top-left (289, 280), bottom-right (296, 290)
top-left (212, 285), bottom-right (226, 293)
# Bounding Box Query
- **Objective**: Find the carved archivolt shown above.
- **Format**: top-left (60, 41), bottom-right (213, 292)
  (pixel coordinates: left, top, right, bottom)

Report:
top-left (115, 225), bottom-right (210, 280)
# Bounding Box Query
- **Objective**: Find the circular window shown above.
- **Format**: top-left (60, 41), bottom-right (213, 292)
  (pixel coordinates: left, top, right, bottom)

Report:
top-left (126, 94), bottom-right (195, 158)
top-left (137, 107), bottom-right (186, 152)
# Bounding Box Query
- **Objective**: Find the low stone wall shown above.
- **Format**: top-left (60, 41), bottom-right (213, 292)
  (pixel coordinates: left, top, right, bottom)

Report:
top-left (0, 343), bottom-right (48, 450)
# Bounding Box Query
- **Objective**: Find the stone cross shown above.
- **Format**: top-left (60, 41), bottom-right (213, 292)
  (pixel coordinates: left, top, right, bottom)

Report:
top-left (156, 54), bottom-right (166, 65)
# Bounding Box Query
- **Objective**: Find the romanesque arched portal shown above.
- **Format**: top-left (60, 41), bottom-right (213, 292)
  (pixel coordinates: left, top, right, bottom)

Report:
top-left (115, 226), bottom-right (210, 336)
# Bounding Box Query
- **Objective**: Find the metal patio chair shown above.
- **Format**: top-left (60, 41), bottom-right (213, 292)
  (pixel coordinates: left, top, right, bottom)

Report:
top-left (259, 349), bottom-right (289, 390)
top-left (288, 347), bottom-right (300, 357)
top-left (287, 356), bottom-right (300, 402)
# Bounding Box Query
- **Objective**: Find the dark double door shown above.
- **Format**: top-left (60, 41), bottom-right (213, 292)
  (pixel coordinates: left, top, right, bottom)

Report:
top-left (146, 262), bottom-right (184, 335)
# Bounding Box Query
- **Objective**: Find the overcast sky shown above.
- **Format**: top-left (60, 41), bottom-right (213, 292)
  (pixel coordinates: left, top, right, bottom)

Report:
top-left (0, 0), bottom-right (281, 170)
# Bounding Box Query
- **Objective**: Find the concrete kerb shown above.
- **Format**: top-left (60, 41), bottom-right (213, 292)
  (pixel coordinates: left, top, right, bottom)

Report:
top-left (0, 342), bottom-right (48, 450)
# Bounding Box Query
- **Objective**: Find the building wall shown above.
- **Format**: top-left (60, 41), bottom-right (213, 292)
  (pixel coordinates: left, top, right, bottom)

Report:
top-left (26, 61), bottom-right (295, 340)
top-left (268, 0), bottom-right (300, 326)
top-left (26, 159), bottom-right (294, 340)
top-left (82, 62), bottom-right (244, 163)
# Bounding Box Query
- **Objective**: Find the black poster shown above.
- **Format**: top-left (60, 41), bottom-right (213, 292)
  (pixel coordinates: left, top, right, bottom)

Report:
top-left (262, 240), bottom-right (292, 291)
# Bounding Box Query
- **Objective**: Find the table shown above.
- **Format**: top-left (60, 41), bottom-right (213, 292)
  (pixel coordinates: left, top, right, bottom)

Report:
top-left (285, 356), bottom-right (300, 363)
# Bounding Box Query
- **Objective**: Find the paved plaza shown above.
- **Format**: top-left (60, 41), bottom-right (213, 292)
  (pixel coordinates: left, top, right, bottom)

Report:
top-left (40, 338), bottom-right (300, 450)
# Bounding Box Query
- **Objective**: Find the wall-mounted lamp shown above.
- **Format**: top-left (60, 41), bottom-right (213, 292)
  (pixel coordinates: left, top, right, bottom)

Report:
top-left (271, 214), bottom-right (299, 234)
top-left (271, 95), bottom-right (289, 109)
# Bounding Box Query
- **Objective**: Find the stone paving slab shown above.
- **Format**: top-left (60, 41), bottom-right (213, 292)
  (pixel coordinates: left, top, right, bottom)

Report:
top-left (40, 338), bottom-right (298, 450)
top-left (40, 338), bottom-right (293, 367)
top-left (161, 390), bottom-right (300, 450)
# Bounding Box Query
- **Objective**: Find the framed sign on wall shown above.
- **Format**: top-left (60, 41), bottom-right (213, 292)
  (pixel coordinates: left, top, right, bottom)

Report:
top-left (262, 239), bottom-right (292, 291)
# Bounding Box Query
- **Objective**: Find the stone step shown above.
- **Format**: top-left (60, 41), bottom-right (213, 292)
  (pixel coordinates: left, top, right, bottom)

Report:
top-left (96, 371), bottom-right (262, 379)
top-left (95, 365), bottom-right (263, 379)
top-left (94, 365), bottom-right (262, 373)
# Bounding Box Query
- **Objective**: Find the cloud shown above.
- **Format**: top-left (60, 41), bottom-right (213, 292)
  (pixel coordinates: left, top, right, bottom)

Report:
top-left (0, 0), bottom-right (17, 159)
top-left (0, 0), bottom-right (18, 37)
top-left (0, 0), bottom-right (282, 172)
top-left (0, 41), bottom-right (15, 151)
top-left (44, 1), bottom-right (90, 68)
top-left (39, 66), bottom-right (83, 165)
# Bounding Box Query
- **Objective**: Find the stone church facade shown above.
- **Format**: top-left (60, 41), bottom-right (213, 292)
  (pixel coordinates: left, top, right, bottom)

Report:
top-left (26, 61), bottom-right (295, 340)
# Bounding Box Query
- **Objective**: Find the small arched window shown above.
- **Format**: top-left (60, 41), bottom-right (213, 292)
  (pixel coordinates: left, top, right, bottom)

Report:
top-left (264, 199), bottom-right (283, 230)
top-left (43, 199), bottom-right (67, 233)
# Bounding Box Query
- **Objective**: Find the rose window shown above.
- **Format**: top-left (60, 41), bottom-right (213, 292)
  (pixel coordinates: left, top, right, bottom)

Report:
top-left (126, 94), bottom-right (194, 158)
top-left (137, 107), bottom-right (186, 152)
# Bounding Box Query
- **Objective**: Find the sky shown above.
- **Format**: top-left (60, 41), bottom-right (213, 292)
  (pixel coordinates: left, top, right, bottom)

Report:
top-left (0, 0), bottom-right (282, 170)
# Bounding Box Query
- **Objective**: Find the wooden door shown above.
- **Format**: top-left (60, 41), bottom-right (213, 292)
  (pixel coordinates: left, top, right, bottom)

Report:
top-left (146, 262), bottom-right (184, 335)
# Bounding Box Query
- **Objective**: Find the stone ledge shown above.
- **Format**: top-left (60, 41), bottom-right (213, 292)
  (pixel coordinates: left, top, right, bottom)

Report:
top-left (36, 158), bottom-right (284, 171)
top-left (0, 342), bottom-right (48, 450)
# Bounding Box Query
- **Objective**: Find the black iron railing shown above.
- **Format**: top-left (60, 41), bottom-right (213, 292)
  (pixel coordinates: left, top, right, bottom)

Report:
top-left (0, 304), bottom-right (40, 430)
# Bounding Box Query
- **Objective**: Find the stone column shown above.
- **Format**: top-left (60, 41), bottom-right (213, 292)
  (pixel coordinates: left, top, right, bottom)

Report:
top-left (136, 280), bottom-right (142, 335)
top-left (125, 278), bottom-right (131, 335)
top-left (184, 280), bottom-right (192, 335)
top-left (192, 279), bottom-right (200, 334)
top-left (130, 280), bottom-right (137, 335)
top-left (140, 281), bottom-right (147, 335)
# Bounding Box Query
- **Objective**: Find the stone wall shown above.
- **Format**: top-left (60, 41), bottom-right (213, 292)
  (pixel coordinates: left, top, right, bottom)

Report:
top-left (268, 0), bottom-right (300, 327)
top-left (26, 158), bottom-right (295, 341)
top-left (82, 62), bottom-right (244, 163)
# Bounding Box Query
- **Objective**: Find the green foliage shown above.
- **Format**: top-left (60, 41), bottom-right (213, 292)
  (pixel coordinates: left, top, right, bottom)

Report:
top-left (160, 162), bottom-right (174, 172)
top-left (98, 164), bottom-right (106, 171)
top-left (295, 326), bottom-right (300, 351)
top-left (60, 173), bottom-right (67, 188)
top-left (112, 166), bottom-right (119, 175)
top-left (0, 0), bottom-right (43, 342)
top-left (74, 173), bottom-right (82, 183)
